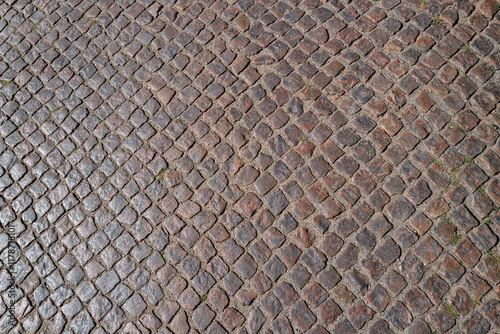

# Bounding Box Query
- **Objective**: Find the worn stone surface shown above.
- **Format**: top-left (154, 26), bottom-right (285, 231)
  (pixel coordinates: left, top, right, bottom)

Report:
top-left (1, 0), bottom-right (500, 332)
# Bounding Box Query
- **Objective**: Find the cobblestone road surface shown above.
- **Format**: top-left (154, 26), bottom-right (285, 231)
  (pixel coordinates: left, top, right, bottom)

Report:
top-left (1, 0), bottom-right (500, 333)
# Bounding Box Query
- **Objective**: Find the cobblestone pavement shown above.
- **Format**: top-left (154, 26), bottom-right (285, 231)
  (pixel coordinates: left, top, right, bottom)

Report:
top-left (1, 0), bottom-right (500, 333)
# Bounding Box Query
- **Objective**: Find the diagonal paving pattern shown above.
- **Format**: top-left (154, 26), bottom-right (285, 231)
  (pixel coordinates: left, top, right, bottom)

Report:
top-left (0, 0), bottom-right (500, 333)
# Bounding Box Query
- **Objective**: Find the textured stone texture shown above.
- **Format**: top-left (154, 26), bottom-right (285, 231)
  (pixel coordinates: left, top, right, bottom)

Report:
top-left (1, 0), bottom-right (500, 333)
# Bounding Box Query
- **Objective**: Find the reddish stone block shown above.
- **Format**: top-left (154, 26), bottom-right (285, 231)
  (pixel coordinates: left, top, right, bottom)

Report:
top-left (289, 300), bottom-right (316, 332)
top-left (235, 289), bottom-right (257, 306)
top-left (414, 236), bottom-right (442, 265)
top-left (220, 308), bottom-right (245, 331)
top-left (293, 198), bottom-right (315, 219)
top-left (378, 113), bottom-right (402, 136)
top-left (425, 198), bottom-right (450, 219)
top-left (443, 184), bottom-right (468, 205)
top-left (291, 227), bottom-right (315, 248)
top-left (339, 184), bottom-right (361, 206)
top-left (449, 206), bottom-right (479, 233)
top-left (274, 282), bottom-right (298, 308)
top-left (462, 312), bottom-right (490, 334)
top-left (432, 220), bottom-right (456, 246)
top-left (476, 255), bottom-right (500, 284)
top-left (438, 64), bottom-right (458, 84)
top-left (471, 92), bottom-right (495, 116)
top-left (368, 189), bottom-right (390, 211)
top-left (236, 193), bottom-right (262, 218)
top-left (450, 288), bottom-right (475, 316)
top-left (346, 300), bottom-right (375, 329)
top-left (317, 299), bottom-right (342, 324)
top-left (458, 164), bottom-right (489, 191)
top-left (351, 201), bottom-right (375, 224)
top-left (409, 213), bottom-right (432, 236)
top-left (339, 27), bottom-right (362, 45)
top-left (469, 224), bottom-right (498, 254)
top-left (426, 163), bottom-right (450, 190)
top-left (360, 255), bottom-right (386, 280)
top-left (318, 198), bottom-right (344, 219)
top-left (482, 300), bottom-right (500, 327)
top-left (415, 90), bottom-right (435, 112)
top-left (405, 180), bottom-right (431, 205)
top-left (396, 131), bottom-right (420, 151)
top-left (486, 179), bottom-right (500, 206)
top-left (303, 282), bottom-right (328, 307)
top-left (317, 232), bottom-right (343, 257)
top-left (466, 192), bottom-right (493, 219)
top-left (386, 301), bottom-right (412, 330)
top-left (386, 87), bottom-right (406, 107)
top-left (374, 238), bottom-right (400, 266)
top-left (366, 158), bottom-right (393, 182)
top-left (464, 274), bottom-right (490, 302)
top-left (438, 254), bottom-right (466, 284)
top-left (405, 287), bottom-right (432, 316)
top-left (474, 123), bottom-right (499, 146)
top-left (277, 243), bottom-right (301, 268)
top-left (252, 271), bottom-right (272, 295)
top-left (365, 284), bottom-right (390, 312)
top-left (426, 308), bottom-right (455, 333)
top-left (177, 201), bottom-right (201, 220)
top-left (334, 243), bottom-right (358, 271)
top-left (384, 197), bottom-right (414, 222)
top-left (478, 0), bottom-right (500, 19)
top-left (400, 253), bottom-right (425, 285)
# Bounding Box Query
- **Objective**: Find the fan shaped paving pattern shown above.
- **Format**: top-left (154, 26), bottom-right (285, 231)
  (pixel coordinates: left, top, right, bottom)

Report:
top-left (1, 0), bottom-right (500, 333)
